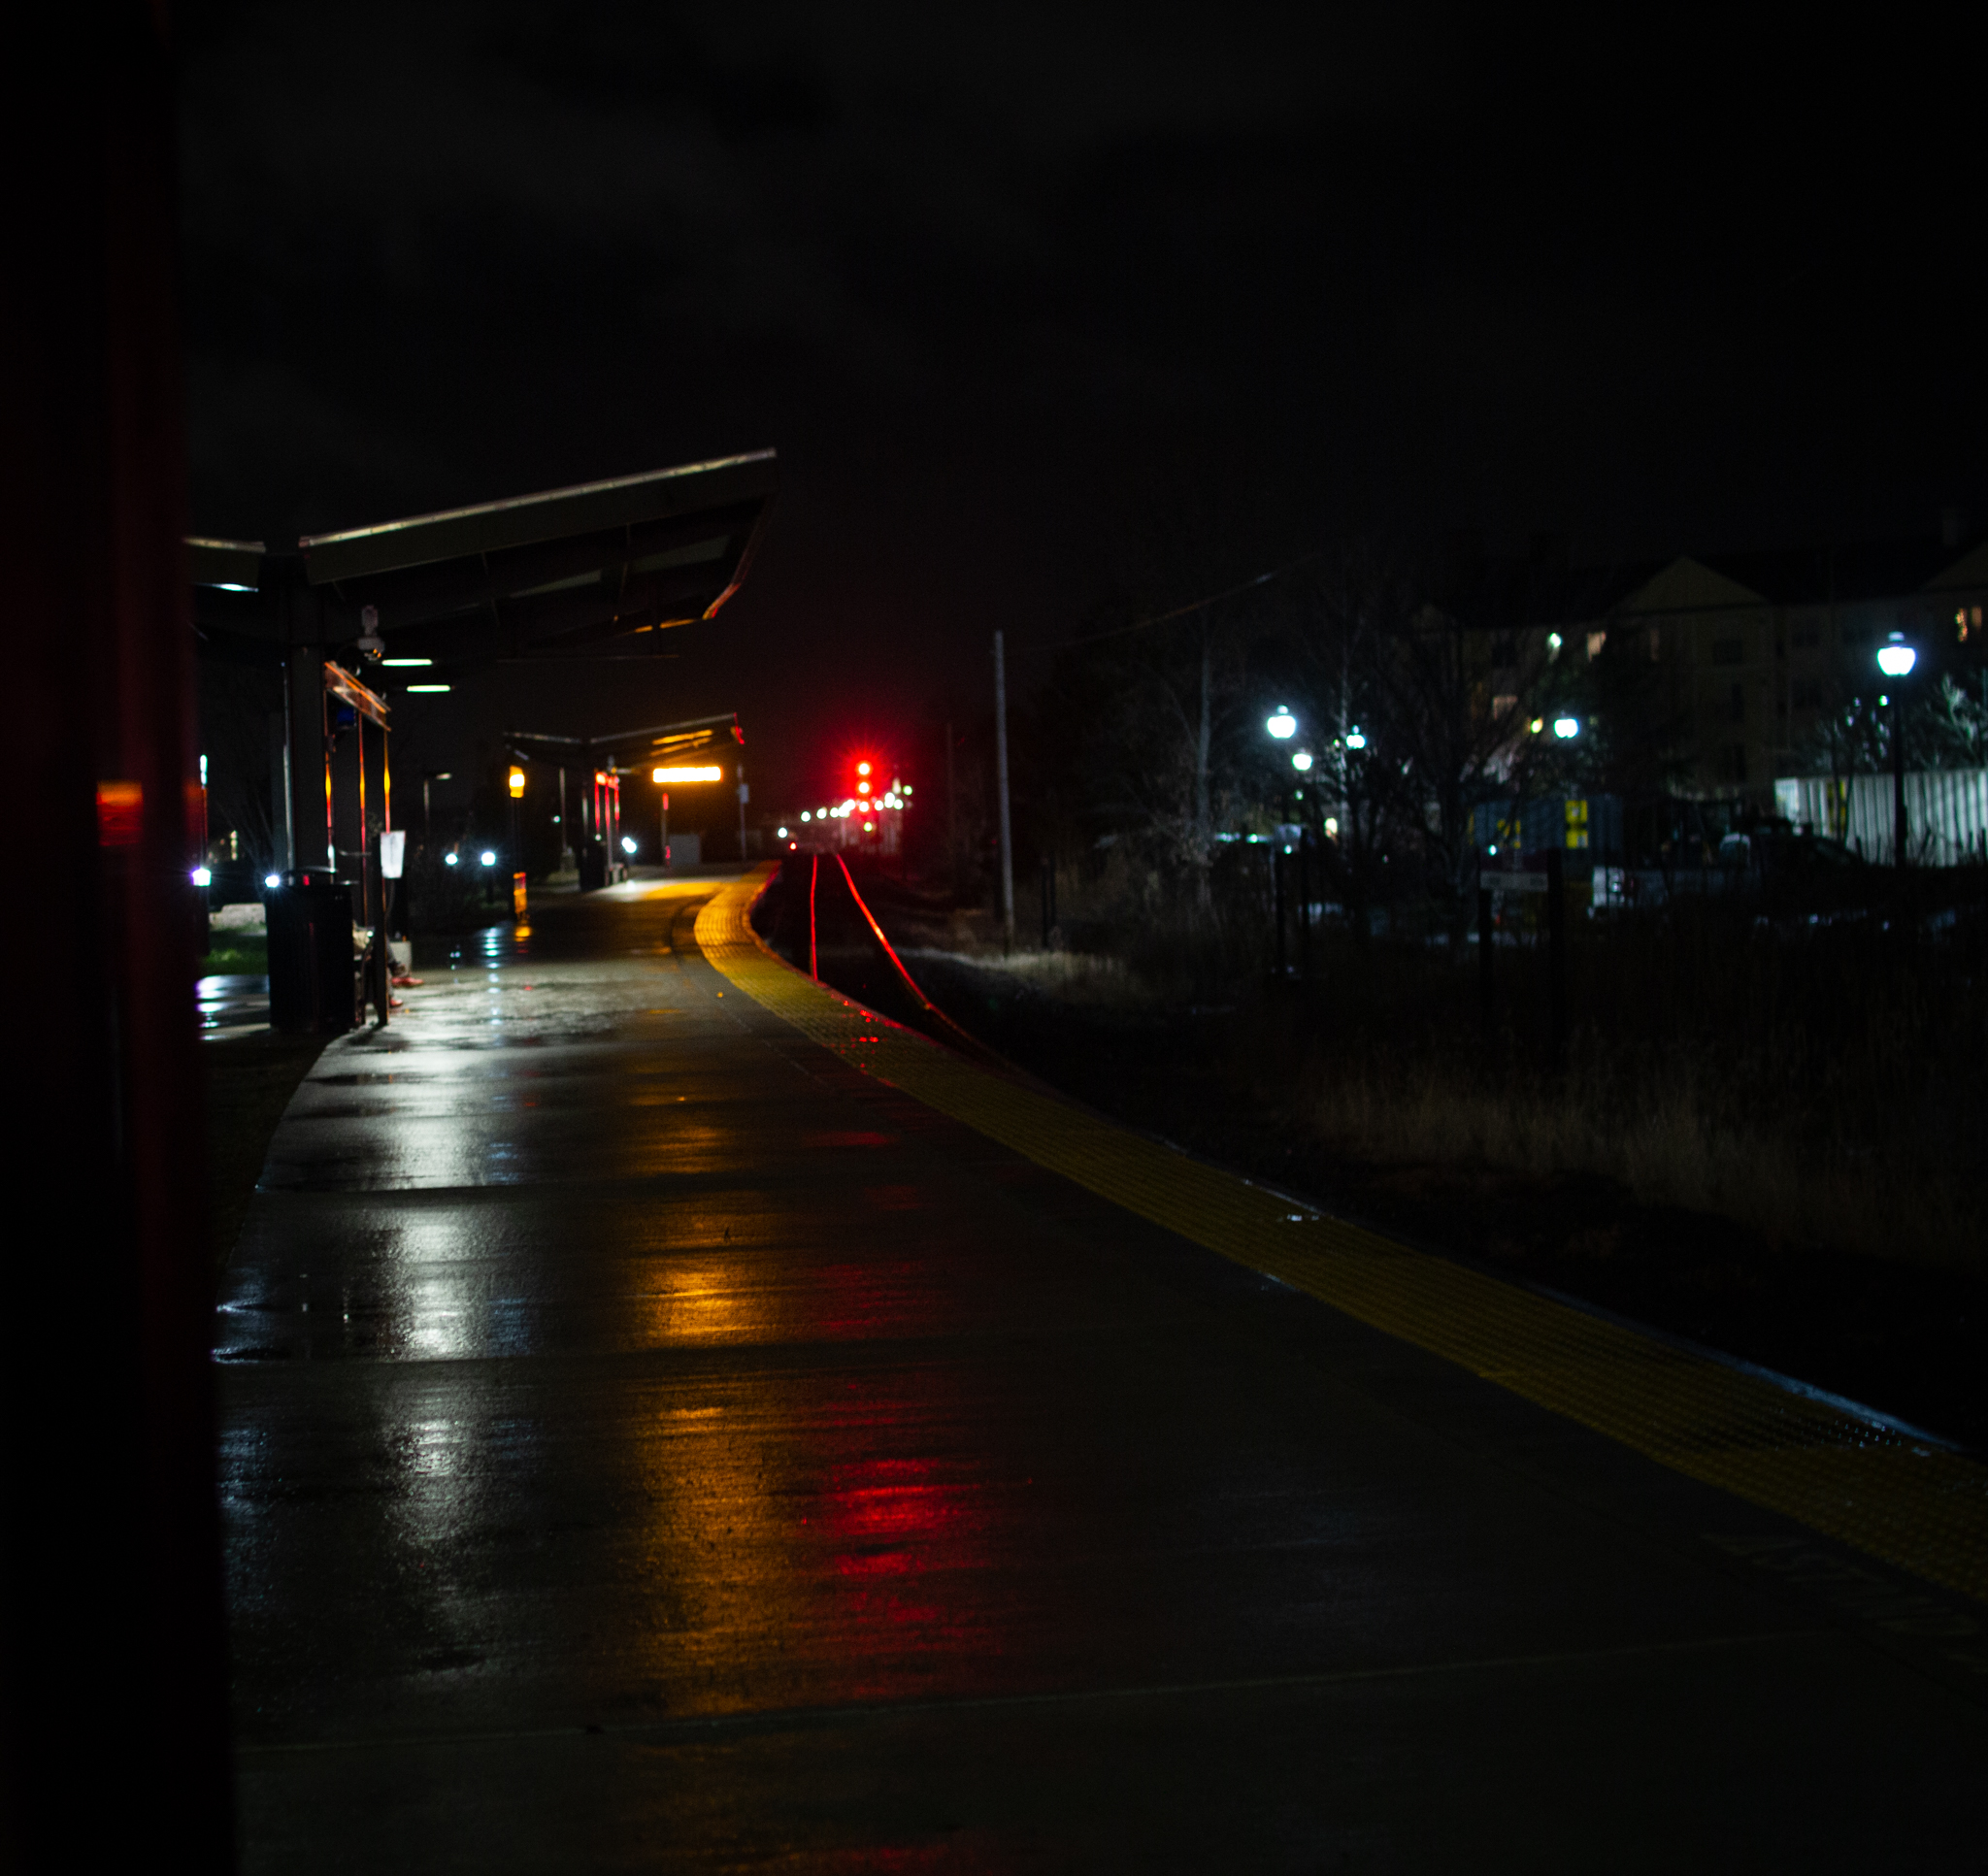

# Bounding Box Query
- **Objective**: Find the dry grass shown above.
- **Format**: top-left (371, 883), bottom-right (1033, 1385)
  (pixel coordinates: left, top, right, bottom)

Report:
top-left (1308, 1050), bottom-right (1980, 1275)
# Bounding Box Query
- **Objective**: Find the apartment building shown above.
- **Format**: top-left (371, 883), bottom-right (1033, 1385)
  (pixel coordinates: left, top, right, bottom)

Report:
top-left (1454, 527), bottom-right (1988, 810)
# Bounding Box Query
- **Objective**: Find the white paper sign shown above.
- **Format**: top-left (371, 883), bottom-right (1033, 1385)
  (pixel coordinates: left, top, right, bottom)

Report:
top-left (380, 830), bottom-right (407, 879)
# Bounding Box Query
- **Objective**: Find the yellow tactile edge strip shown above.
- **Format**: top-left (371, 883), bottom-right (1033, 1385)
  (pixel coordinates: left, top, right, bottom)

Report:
top-left (697, 869), bottom-right (1988, 1606)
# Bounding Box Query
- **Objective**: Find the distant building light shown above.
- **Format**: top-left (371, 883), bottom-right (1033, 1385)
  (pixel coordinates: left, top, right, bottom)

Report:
top-left (1530, 718), bottom-right (1544, 735)
top-left (1553, 716), bottom-right (1580, 739)
top-left (190, 866), bottom-right (212, 887)
top-left (444, 853), bottom-right (459, 867)
top-left (1546, 632), bottom-right (1563, 653)
top-left (801, 810), bottom-right (812, 822)
top-left (1291, 750), bottom-right (1313, 772)
top-left (778, 826), bottom-right (789, 839)
top-left (651, 766), bottom-right (722, 782)
top-left (480, 850), bottom-right (496, 867)
top-left (863, 820), bottom-right (875, 833)
top-left (264, 872), bottom-right (282, 890)
top-left (620, 836), bottom-right (638, 854)
top-left (1343, 730), bottom-right (1367, 750)
top-left (1324, 816), bottom-right (1340, 838)
top-left (508, 767), bottom-right (526, 798)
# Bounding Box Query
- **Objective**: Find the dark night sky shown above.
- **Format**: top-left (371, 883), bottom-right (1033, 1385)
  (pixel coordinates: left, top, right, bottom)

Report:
top-left (177, 4), bottom-right (1987, 808)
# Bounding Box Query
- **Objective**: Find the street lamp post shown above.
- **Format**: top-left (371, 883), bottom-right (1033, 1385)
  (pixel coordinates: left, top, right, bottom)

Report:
top-left (1265, 709), bottom-right (1308, 978)
top-left (1877, 633), bottom-right (1917, 867)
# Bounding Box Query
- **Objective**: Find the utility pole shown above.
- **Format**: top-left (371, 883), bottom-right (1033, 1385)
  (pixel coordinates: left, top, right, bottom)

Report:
top-left (994, 631), bottom-right (1015, 952)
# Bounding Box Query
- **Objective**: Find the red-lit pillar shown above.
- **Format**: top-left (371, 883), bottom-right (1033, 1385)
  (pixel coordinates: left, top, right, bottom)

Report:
top-left (3, 4), bottom-right (236, 1866)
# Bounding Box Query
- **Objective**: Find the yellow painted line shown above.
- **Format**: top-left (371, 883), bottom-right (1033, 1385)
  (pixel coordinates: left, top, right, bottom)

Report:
top-left (696, 869), bottom-right (1988, 1604)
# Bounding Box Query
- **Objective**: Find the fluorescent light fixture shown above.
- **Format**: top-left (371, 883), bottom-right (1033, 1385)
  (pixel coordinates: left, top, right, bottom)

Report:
top-left (406, 683), bottom-right (451, 693)
top-left (381, 657), bottom-right (432, 667)
top-left (650, 765), bottom-right (722, 782)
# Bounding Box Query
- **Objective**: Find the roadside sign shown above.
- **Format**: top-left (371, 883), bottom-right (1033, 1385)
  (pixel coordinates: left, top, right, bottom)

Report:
top-left (1479, 870), bottom-right (1549, 894)
top-left (380, 830), bottom-right (406, 879)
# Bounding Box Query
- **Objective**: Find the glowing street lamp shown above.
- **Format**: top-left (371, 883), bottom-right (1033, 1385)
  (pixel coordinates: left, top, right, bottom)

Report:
top-left (1552, 716), bottom-right (1580, 739)
top-left (1291, 750), bottom-right (1313, 773)
top-left (1876, 634), bottom-right (1917, 679)
top-left (1878, 633), bottom-right (1917, 864)
top-left (1266, 708), bottom-right (1298, 740)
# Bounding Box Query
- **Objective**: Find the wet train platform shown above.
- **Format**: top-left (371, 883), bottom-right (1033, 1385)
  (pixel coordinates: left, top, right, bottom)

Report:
top-left (218, 873), bottom-right (1988, 1870)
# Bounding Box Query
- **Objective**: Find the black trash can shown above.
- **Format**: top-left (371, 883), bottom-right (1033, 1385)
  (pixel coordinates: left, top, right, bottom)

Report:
top-left (266, 872), bottom-right (360, 1034)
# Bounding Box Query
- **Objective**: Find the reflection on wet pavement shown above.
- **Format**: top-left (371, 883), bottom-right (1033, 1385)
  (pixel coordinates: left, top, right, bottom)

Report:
top-left (198, 971), bottom-right (270, 1038)
top-left (220, 878), bottom-right (1988, 1871)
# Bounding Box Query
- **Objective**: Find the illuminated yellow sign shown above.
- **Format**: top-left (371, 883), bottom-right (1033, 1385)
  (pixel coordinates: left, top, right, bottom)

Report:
top-left (651, 766), bottom-right (723, 783)
top-left (508, 767), bottom-right (526, 798)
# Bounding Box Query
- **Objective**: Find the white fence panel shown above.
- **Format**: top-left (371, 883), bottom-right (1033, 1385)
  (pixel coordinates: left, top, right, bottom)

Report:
top-left (1774, 770), bottom-right (1988, 866)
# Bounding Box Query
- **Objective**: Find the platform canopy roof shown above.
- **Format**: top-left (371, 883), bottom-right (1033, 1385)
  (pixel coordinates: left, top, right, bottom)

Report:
top-left (504, 711), bottom-right (744, 772)
top-left (189, 449), bottom-right (777, 670)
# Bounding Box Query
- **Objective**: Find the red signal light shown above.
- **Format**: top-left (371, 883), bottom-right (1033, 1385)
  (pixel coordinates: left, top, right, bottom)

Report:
top-left (856, 760), bottom-right (872, 776)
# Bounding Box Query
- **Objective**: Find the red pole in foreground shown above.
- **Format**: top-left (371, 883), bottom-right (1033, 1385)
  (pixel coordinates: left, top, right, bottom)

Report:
top-left (3, 8), bottom-right (235, 1865)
